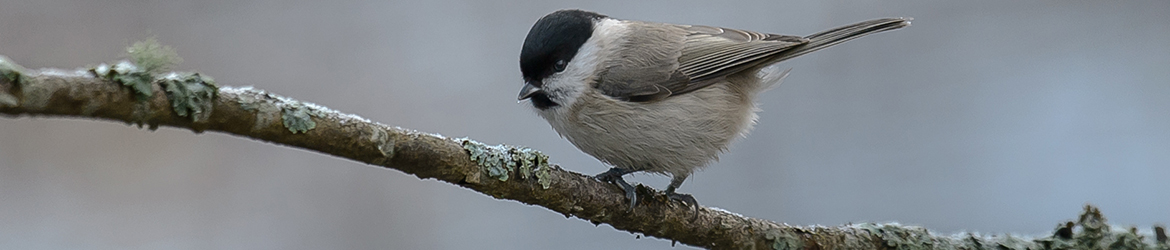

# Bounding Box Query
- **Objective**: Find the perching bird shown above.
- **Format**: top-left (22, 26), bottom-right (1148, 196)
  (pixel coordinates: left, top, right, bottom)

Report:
top-left (517, 9), bottom-right (909, 211)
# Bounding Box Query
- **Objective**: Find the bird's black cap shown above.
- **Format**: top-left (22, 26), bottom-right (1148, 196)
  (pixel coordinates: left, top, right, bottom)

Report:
top-left (519, 10), bottom-right (606, 86)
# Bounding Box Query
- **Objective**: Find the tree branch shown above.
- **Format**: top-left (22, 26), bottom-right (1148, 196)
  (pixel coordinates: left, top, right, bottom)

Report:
top-left (1, 56), bottom-right (1165, 249)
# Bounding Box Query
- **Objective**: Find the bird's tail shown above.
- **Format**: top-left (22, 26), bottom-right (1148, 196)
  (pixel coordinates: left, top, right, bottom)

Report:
top-left (771, 17), bottom-right (911, 63)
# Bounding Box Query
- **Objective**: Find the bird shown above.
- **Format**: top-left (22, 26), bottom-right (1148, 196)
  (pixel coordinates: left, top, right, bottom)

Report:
top-left (517, 9), bottom-right (909, 212)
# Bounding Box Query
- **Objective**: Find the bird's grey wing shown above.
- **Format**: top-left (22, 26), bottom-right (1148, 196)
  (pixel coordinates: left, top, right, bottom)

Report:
top-left (592, 22), bottom-right (690, 102)
top-left (667, 25), bottom-right (806, 95)
top-left (594, 22), bottom-right (806, 102)
top-left (597, 18), bottom-right (910, 102)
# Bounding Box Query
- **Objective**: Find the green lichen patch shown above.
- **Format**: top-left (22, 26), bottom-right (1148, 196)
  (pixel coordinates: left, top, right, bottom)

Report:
top-left (0, 56), bottom-right (30, 85)
top-left (764, 229), bottom-right (803, 250)
top-left (459, 138), bottom-right (553, 188)
top-left (995, 234), bottom-right (1036, 250)
top-left (92, 61), bottom-right (154, 100)
top-left (1110, 227), bottom-right (1147, 250)
top-left (0, 56), bottom-right (27, 108)
top-left (1076, 205), bottom-right (1108, 247)
top-left (1034, 222), bottom-right (1078, 249)
top-left (126, 37), bottom-right (182, 75)
top-left (534, 162), bottom-right (552, 189)
top-left (281, 104), bottom-right (316, 134)
top-left (513, 148), bottom-right (547, 178)
top-left (948, 205), bottom-right (1168, 250)
top-left (1044, 205), bottom-right (1165, 250)
top-left (160, 72), bottom-right (218, 122)
top-left (86, 38), bottom-right (182, 101)
top-left (858, 223), bottom-right (938, 250)
top-left (463, 139), bottom-right (511, 181)
top-left (369, 127), bottom-right (395, 158)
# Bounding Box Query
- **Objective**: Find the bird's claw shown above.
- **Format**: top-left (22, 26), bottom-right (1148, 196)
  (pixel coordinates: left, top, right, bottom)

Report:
top-left (666, 191), bottom-right (700, 221)
top-left (595, 169), bottom-right (637, 211)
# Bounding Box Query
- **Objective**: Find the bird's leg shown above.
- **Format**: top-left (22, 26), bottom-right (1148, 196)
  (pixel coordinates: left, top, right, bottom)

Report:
top-left (594, 167), bottom-right (638, 211)
top-left (665, 173), bottom-right (699, 219)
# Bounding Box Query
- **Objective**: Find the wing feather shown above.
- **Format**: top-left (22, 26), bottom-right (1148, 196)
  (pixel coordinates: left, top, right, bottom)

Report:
top-left (594, 18), bottom-right (909, 102)
top-left (672, 25), bottom-right (806, 92)
top-left (594, 22), bottom-right (806, 101)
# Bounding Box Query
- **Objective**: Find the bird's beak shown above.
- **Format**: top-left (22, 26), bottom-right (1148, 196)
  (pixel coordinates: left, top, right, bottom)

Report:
top-left (518, 82), bottom-right (541, 100)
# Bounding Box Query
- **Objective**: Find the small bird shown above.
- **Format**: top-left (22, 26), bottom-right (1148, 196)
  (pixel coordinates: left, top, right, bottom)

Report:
top-left (518, 9), bottom-right (909, 211)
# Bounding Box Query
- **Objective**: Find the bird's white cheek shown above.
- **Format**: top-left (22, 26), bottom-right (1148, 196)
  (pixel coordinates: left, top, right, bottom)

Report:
top-left (531, 19), bottom-right (621, 115)
top-left (537, 44), bottom-right (606, 110)
top-left (536, 77), bottom-right (582, 108)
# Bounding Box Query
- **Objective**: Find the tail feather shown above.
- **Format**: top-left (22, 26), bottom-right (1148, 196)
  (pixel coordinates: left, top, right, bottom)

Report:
top-left (771, 17), bottom-right (911, 63)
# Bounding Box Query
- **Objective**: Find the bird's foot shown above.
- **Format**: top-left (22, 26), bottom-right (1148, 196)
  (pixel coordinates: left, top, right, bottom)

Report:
top-left (595, 168), bottom-right (637, 211)
top-left (665, 190), bottom-right (699, 221)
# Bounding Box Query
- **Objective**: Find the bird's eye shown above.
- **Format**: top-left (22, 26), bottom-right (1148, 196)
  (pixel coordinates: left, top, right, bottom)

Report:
top-left (553, 60), bottom-right (567, 72)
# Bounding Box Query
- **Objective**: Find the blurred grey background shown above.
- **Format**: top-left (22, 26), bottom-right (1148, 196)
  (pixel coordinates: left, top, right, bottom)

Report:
top-left (2, 1), bottom-right (1169, 249)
